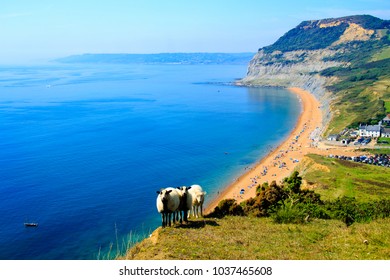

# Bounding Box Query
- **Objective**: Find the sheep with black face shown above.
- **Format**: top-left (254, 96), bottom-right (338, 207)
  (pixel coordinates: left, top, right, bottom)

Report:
top-left (156, 187), bottom-right (180, 227)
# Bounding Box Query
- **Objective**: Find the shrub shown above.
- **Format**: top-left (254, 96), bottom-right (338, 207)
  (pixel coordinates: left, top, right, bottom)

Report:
top-left (283, 171), bottom-right (302, 194)
top-left (208, 199), bottom-right (245, 218)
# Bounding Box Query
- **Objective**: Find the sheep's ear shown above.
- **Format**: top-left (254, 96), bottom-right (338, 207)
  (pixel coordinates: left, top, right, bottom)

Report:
top-left (188, 186), bottom-right (192, 190)
top-left (176, 187), bottom-right (181, 190)
top-left (156, 191), bottom-right (160, 194)
top-left (166, 190), bottom-right (172, 194)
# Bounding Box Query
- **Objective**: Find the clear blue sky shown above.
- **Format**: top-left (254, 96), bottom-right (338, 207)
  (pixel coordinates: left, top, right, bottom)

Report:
top-left (1, 0), bottom-right (389, 63)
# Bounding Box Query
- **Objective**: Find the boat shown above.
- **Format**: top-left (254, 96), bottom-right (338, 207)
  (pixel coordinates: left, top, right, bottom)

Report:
top-left (24, 223), bottom-right (38, 227)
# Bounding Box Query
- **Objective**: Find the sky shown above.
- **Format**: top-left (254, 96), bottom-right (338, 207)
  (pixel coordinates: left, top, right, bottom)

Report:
top-left (1, 0), bottom-right (389, 64)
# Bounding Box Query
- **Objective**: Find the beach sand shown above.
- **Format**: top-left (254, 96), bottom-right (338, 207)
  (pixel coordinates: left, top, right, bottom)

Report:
top-left (205, 87), bottom-right (323, 213)
top-left (204, 87), bottom-right (368, 214)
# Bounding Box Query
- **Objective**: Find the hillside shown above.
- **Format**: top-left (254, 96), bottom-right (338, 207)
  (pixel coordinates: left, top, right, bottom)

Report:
top-left (120, 217), bottom-right (390, 260)
top-left (241, 15), bottom-right (390, 134)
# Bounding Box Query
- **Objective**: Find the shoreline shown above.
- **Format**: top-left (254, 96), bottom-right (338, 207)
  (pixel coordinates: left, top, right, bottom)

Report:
top-left (205, 87), bottom-right (323, 213)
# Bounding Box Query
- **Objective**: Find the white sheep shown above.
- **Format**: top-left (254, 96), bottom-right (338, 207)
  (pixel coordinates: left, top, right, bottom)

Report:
top-left (156, 187), bottom-right (180, 227)
top-left (176, 186), bottom-right (193, 223)
top-left (188, 184), bottom-right (206, 218)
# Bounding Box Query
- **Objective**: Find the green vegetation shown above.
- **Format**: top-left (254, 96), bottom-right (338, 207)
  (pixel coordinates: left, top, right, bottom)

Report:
top-left (360, 147), bottom-right (390, 154)
top-left (300, 154), bottom-right (390, 201)
top-left (371, 46), bottom-right (390, 62)
top-left (377, 137), bottom-right (390, 146)
top-left (321, 38), bottom-right (390, 133)
top-left (385, 100), bottom-right (390, 113)
top-left (264, 22), bottom-right (349, 53)
top-left (120, 217), bottom-right (390, 260)
top-left (263, 15), bottom-right (389, 53)
top-left (208, 171), bottom-right (390, 225)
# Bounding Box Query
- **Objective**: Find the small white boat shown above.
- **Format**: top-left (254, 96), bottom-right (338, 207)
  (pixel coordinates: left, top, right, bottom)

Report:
top-left (24, 223), bottom-right (38, 227)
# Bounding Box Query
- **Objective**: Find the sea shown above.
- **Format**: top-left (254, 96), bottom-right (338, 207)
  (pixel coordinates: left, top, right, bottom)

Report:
top-left (0, 63), bottom-right (301, 259)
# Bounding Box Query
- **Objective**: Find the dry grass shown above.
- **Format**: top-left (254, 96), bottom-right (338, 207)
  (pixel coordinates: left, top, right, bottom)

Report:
top-left (118, 217), bottom-right (390, 260)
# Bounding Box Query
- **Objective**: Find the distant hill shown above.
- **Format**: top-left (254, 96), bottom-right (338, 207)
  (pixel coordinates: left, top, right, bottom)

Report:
top-left (264, 15), bottom-right (389, 53)
top-left (56, 53), bottom-right (255, 65)
top-left (241, 15), bottom-right (390, 135)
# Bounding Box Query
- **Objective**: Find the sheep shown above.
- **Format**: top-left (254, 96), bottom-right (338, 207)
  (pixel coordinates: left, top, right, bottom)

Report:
top-left (176, 186), bottom-right (193, 223)
top-left (188, 184), bottom-right (206, 218)
top-left (156, 187), bottom-right (180, 227)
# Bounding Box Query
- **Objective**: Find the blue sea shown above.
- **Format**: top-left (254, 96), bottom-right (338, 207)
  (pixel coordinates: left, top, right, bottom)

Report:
top-left (0, 63), bottom-right (300, 259)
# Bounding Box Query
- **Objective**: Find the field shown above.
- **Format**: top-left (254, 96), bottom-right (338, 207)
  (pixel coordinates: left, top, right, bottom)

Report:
top-left (298, 154), bottom-right (390, 202)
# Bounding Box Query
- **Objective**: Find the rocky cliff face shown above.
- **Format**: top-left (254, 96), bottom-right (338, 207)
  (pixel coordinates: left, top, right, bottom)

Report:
top-left (240, 15), bottom-right (390, 125)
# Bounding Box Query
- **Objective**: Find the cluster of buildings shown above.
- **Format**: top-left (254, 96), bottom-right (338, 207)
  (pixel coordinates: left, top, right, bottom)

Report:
top-left (327, 114), bottom-right (390, 144)
top-left (359, 115), bottom-right (390, 138)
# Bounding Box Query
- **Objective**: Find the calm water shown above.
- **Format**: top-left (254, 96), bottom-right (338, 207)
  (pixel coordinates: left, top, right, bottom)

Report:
top-left (0, 63), bottom-right (300, 259)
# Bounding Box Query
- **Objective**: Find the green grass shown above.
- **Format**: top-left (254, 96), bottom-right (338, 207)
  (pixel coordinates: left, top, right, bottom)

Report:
top-left (377, 137), bottom-right (390, 146)
top-left (325, 77), bottom-right (390, 135)
top-left (360, 147), bottom-right (390, 154)
top-left (371, 46), bottom-right (390, 62)
top-left (299, 154), bottom-right (390, 202)
top-left (385, 100), bottom-right (390, 113)
top-left (119, 217), bottom-right (390, 260)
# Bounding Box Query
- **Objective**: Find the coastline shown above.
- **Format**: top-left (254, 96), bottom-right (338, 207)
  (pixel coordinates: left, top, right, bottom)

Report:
top-left (205, 87), bottom-right (323, 213)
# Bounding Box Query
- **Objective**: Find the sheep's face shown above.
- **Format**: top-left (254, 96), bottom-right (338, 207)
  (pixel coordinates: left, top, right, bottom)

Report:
top-left (157, 189), bottom-right (172, 209)
top-left (178, 186), bottom-right (191, 193)
top-left (195, 193), bottom-right (204, 203)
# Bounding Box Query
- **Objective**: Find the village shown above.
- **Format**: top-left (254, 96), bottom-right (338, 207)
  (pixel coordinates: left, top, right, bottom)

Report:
top-left (326, 114), bottom-right (390, 147)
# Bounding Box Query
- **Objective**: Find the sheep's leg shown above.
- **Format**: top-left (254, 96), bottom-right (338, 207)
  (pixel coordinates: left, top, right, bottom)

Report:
top-left (162, 213), bottom-right (166, 228)
top-left (200, 203), bottom-right (203, 217)
top-left (183, 209), bottom-right (188, 223)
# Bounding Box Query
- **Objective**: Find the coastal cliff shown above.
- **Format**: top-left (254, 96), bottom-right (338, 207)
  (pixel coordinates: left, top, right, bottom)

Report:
top-left (241, 15), bottom-right (390, 132)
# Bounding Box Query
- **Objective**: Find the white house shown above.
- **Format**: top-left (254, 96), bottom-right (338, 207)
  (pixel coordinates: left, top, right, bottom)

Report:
top-left (359, 123), bottom-right (381, 138)
top-left (327, 134), bottom-right (340, 141)
top-left (382, 127), bottom-right (390, 138)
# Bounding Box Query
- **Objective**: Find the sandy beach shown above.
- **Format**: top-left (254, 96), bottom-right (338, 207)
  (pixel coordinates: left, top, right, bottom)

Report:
top-left (205, 87), bottom-right (369, 213)
top-left (205, 87), bottom-right (324, 213)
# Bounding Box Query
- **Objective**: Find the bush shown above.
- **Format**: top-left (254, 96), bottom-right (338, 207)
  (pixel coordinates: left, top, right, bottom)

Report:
top-left (208, 199), bottom-right (245, 218)
top-left (324, 197), bottom-right (390, 225)
top-left (245, 181), bottom-right (288, 217)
